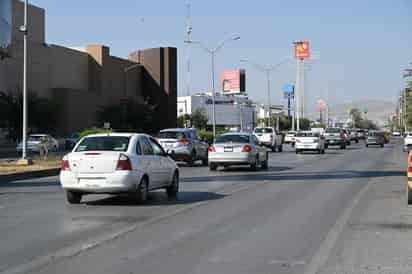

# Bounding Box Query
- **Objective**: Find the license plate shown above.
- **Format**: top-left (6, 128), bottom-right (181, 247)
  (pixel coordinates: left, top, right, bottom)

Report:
top-left (224, 147), bottom-right (233, 152)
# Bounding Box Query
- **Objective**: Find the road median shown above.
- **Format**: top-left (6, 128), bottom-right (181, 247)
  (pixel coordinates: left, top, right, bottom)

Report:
top-left (0, 157), bottom-right (61, 183)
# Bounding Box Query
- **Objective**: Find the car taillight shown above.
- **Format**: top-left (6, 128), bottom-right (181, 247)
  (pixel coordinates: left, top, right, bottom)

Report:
top-left (208, 145), bottom-right (216, 152)
top-left (178, 139), bottom-right (190, 145)
top-left (61, 159), bottom-right (70, 171)
top-left (408, 155), bottom-right (412, 173)
top-left (116, 154), bottom-right (132, 170)
top-left (242, 145), bottom-right (252, 152)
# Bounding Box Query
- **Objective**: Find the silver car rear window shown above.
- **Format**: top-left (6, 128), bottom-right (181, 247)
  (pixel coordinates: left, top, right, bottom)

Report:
top-left (254, 128), bottom-right (273, 133)
top-left (215, 135), bottom-right (250, 144)
top-left (158, 131), bottom-right (188, 139)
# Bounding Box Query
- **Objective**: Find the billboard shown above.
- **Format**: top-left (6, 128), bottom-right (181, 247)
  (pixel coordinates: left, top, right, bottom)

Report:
top-left (221, 69), bottom-right (246, 94)
top-left (294, 41), bottom-right (310, 59)
top-left (0, 0), bottom-right (12, 59)
top-left (283, 84), bottom-right (294, 99)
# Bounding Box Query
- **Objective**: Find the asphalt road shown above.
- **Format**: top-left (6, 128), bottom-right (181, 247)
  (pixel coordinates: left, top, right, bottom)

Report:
top-left (0, 139), bottom-right (406, 274)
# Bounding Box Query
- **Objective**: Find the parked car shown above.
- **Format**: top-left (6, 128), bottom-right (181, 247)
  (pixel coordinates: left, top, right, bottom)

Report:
top-left (284, 131), bottom-right (297, 146)
top-left (60, 133), bottom-right (179, 204)
top-left (348, 129), bottom-right (359, 143)
top-left (342, 129), bottom-right (351, 145)
top-left (356, 129), bottom-right (367, 140)
top-left (156, 128), bottom-right (208, 165)
top-left (324, 128), bottom-right (346, 149)
top-left (295, 131), bottom-right (326, 154)
top-left (253, 127), bottom-right (283, 152)
top-left (404, 132), bottom-right (412, 152)
top-left (208, 133), bottom-right (269, 171)
top-left (392, 131), bottom-right (401, 137)
top-left (16, 134), bottom-right (59, 153)
top-left (366, 131), bottom-right (385, 147)
top-left (65, 132), bottom-right (80, 150)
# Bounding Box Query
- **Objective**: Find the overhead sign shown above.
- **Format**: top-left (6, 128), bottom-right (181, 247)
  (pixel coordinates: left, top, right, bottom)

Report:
top-left (294, 41), bottom-right (310, 59)
top-left (0, 0), bottom-right (12, 59)
top-left (283, 84), bottom-right (294, 99)
top-left (221, 69), bottom-right (246, 94)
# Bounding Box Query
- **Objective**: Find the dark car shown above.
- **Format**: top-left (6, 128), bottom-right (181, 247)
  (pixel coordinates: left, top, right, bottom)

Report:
top-left (324, 128), bottom-right (346, 149)
top-left (65, 132), bottom-right (80, 150)
top-left (366, 131), bottom-right (385, 148)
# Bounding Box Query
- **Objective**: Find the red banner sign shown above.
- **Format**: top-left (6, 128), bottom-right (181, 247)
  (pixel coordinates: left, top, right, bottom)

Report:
top-left (294, 41), bottom-right (310, 59)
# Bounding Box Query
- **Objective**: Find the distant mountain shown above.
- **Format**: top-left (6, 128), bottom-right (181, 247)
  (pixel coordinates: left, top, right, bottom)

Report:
top-left (309, 99), bottom-right (397, 126)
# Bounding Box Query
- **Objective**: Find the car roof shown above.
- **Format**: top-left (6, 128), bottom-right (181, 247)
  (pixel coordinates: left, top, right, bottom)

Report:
top-left (29, 134), bottom-right (49, 137)
top-left (83, 133), bottom-right (147, 138)
top-left (221, 132), bottom-right (251, 136)
top-left (160, 128), bottom-right (195, 132)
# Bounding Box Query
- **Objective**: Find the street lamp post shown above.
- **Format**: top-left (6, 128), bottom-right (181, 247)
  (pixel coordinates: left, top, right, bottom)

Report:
top-left (18, 0), bottom-right (29, 161)
top-left (185, 36), bottom-right (240, 139)
top-left (240, 58), bottom-right (289, 128)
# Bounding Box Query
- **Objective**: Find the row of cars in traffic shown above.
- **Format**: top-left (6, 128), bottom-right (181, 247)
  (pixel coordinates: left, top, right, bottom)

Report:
top-left (53, 126), bottom-right (386, 204)
top-left (58, 126), bottom-right (286, 204)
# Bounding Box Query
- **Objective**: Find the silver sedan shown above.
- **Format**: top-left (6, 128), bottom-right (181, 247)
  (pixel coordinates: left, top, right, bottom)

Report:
top-left (208, 133), bottom-right (269, 171)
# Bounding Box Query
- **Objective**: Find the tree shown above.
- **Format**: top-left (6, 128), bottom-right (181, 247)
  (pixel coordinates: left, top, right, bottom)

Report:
top-left (190, 108), bottom-right (208, 130)
top-left (97, 98), bottom-right (155, 133)
top-left (177, 114), bottom-right (191, 128)
top-left (299, 118), bottom-right (311, 130)
top-left (349, 108), bottom-right (362, 128)
top-left (0, 90), bottom-right (58, 141)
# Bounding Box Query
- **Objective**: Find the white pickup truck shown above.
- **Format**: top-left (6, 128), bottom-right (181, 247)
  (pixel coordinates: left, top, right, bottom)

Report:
top-left (253, 127), bottom-right (283, 152)
top-left (404, 132), bottom-right (412, 152)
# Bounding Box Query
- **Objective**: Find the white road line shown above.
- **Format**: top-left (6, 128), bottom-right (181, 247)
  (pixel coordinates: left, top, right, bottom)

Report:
top-left (303, 173), bottom-right (377, 274)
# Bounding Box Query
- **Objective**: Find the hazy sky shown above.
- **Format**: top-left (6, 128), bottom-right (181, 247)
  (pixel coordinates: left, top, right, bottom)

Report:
top-left (31, 0), bottom-right (412, 110)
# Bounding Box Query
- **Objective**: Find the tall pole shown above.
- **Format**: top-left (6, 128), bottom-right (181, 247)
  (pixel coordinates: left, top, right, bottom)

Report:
top-left (301, 59), bottom-right (305, 119)
top-left (266, 70), bottom-right (271, 127)
top-left (22, 0), bottom-right (28, 160)
top-left (211, 51), bottom-right (216, 138)
top-left (295, 59), bottom-right (301, 131)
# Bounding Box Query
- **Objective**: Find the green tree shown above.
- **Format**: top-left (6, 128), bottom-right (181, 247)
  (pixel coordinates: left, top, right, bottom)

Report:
top-left (177, 114), bottom-right (191, 128)
top-left (190, 108), bottom-right (208, 130)
top-left (349, 108), bottom-right (363, 128)
top-left (0, 90), bottom-right (58, 140)
top-left (299, 118), bottom-right (311, 130)
top-left (97, 98), bottom-right (155, 132)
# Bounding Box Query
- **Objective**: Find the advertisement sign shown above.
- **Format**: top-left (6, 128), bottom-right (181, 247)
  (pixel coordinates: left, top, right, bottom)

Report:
top-left (0, 0), bottom-right (12, 58)
top-left (221, 69), bottom-right (246, 94)
top-left (318, 99), bottom-right (326, 112)
top-left (294, 41), bottom-right (310, 59)
top-left (283, 84), bottom-right (294, 99)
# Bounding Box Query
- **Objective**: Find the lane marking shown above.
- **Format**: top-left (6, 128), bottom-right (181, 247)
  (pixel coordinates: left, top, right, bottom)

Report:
top-left (0, 177), bottom-right (271, 274)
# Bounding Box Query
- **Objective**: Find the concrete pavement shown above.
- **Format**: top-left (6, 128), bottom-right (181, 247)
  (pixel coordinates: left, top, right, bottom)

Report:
top-left (0, 140), bottom-right (407, 274)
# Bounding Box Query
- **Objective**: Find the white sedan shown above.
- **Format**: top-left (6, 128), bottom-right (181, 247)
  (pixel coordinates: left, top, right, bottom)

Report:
top-left (60, 133), bottom-right (179, 204)
top-left (295, 131), bottom-right (326, 154)
top-left (16, 134), bottom-right (59, 153)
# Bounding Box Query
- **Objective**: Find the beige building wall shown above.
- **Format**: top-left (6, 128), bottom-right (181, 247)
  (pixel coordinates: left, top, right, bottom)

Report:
top-left (0, 0), bottom-right (176, 135)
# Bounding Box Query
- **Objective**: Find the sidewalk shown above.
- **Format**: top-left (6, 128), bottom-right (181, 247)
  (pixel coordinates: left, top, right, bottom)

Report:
top-left (317, 147), bottom-right (412, 274)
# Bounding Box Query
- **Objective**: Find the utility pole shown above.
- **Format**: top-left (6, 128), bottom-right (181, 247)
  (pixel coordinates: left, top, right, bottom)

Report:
top-left (185, 36), bottom-right (240, 139)
top-left (295, 59), bottom-right (301, 130)
top-left (18, 0), bottom-right (29, 162)
top-left (185, 2), bottom-right (192, 96)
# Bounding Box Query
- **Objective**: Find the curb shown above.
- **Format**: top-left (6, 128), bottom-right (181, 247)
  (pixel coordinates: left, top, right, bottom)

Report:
top-left (0, 168), bottom-right (60, 183)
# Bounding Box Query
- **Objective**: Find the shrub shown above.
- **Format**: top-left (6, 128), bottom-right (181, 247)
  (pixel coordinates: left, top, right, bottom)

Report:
top-left (80, 127), bottom-right (112, 138)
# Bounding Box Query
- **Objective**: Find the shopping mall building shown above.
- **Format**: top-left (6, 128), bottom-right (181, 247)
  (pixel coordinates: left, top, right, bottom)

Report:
top-left (0, 0), bottom-right (177, 135)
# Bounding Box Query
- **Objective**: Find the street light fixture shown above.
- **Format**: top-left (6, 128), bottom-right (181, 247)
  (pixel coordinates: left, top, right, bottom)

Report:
top-left (240, 58), bottom-right (290, 128)
top-left (185, 36), bottom-right (240, 139)
top-left (18, 0), bottom-right (29, 163)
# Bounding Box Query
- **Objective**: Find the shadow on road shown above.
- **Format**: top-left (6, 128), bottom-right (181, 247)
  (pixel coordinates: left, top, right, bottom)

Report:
top-left (83, 191), bottom-right (225, 206)
top-left (180, 170), bottom-right (405, 184)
